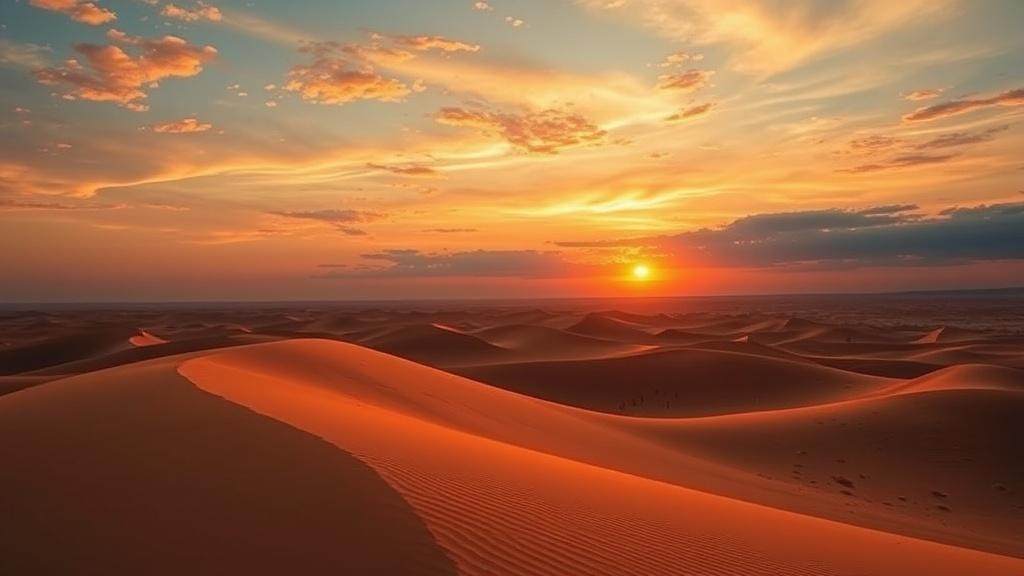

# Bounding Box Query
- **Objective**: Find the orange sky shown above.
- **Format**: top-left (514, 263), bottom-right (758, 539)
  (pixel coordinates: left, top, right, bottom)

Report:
top-left (1, 0), bottom-right (1023, 301)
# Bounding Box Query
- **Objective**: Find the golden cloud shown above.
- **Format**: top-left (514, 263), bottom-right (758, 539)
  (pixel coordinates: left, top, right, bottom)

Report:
top-left (161, 2), bottom-right (223, 23)
top-left (151, 117), bottom-right (213, 133)
top-left (656, 69), bottom-right (714, 91)
top-left (34, 31), bottom-right (217, 111)
top-left (29, 0), bottom-right (116, 25)
top-left (665, 102), bottom-right (714, 122)
top-left (436, 106), bottom-right (606, 154)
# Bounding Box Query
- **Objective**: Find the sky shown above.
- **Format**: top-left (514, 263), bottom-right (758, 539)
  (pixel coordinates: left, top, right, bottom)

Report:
top-left (1, 0), bottom-right (1023, 302)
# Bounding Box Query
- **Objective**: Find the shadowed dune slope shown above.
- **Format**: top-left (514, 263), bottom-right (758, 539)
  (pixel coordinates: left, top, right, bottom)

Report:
top-left (474, 324), bottom-right (649, 360)
top-left (0, 327), bottom-right (137, 375)
top-left (0, 360), bottom-right (455, 576)
top-left (175, 339), bottom-right (1024, 575)
top-left (566, 313), bottom-right (654, 342)
top-left (357, 323), bottom-right (508, 366)
top-left (457, 348), bottom-right (892, 417)
top-left (636, 385), bottom-right (1024, 556)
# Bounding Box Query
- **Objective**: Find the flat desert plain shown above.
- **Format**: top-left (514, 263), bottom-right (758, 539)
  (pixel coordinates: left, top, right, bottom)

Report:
top-left (2, 300), bottom-right (1022, 575)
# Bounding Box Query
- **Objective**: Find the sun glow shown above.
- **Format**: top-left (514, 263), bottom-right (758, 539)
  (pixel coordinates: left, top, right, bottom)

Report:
top-left (632, 264), bottom-right (650, 280)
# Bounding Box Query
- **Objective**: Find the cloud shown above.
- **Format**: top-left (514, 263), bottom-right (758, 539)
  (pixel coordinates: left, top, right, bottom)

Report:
top-left (839, 153), bottom-right (957, 173)
top-left (655, 51), bottom-right (703, 67)
top-left (34, 31), bottom-right (217, 111)
top-left (435, 106), bottom-right (606, 154)
top-left (271, 208), bottom-right (383, 223)
top-left (577, 0), bottom-right (952, 74)
top-left (848, 135), bottom-right (898, 152)
top-left (915, 125), bottom-right (1009, 149)
top-left (282, 33), bottom-right (480, 106)
top-left (366, 162), bottom-right (439, 177)
top-left (0, 39), bottom-right (52, 68)
top-left (473, 1), bottom-right (493, 11)
top-left (656, 69), bottom-right (713, 91)
top-left (903, 88), bottom-right (1024, 122)
top-left (319, 249), bottom-right (584, 278)
top-left (905, 88), bottom-right (943, 101)
top-left (665, 102), bottom-right (714, 122)
top-left (285, 42), bottom-right (410, 105)
top-left (151, 117), bottom-right (212, 133)
top-left (383, 34), bottom-right (480, 54)
top-left (559, 202), bottom-right (1024, 268)
top-left (29, 0), bottom-right (116, 25)
top-left (0, 196), bottom-right (122, 211)
top-left (423, 228), bottom-right (478, 233)
top-left (505, 16), bottom-right (525, 27)
top-left (271, 208), bottom-right (384, 235)
top-left (161, 1), bottom-right (223, 23)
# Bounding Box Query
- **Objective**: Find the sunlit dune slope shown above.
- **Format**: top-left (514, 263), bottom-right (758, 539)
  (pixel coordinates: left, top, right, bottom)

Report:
top-left (174, 339), bottom-right (1024, 575)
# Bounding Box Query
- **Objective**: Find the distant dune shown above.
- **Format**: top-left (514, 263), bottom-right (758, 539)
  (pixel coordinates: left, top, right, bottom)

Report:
top-left (1, 304), bottom-right (1022, 574)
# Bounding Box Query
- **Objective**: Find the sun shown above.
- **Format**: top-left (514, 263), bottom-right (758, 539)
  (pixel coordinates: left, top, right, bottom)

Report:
top-left (632, 264), bottom-right (650, 280)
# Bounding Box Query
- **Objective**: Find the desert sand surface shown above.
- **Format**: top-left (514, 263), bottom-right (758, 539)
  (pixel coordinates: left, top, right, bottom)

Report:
top-left (1, 294), bottom-right (1023, 574)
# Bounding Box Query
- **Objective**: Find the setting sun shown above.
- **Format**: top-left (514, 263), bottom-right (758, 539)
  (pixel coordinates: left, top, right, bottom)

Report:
top-left (632, 264), bottom-right (651, 280)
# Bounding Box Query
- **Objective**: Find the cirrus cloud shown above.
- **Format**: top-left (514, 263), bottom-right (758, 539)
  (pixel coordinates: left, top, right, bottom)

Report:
top-left (665, 102), bottom-right (714, 122)
top-left (903, 88), bottom-right (1024, 123)
top-left (657, 69), bottom-right (714, 91)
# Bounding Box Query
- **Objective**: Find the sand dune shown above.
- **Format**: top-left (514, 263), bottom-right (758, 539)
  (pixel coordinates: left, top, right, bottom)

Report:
top-left (474, 324), bottom-right (649, 361)
top-left (1, 304), bottom-right (1022, 574)
top-left (357, 323), bottom-right (508, 366)
top-left (0, 358), bottom-right (454, 575)
top-left (458, 347), bottom-right (890, 417)
top-left (0, 327), bottom-right (136, 375)
top-left (566, 312), bottom-right (654, 342)
top-left (638, 386), bottom-right (1024, 555)
top-left (916, 326), bottom-right (987, 344)
top-left (176, 339), bottom-right (1023, 574)
top-left (129, 329), bottom-right (168, 347)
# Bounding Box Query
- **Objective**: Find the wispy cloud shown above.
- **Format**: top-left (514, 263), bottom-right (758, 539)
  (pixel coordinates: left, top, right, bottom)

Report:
top-left (904, 88), bottom-right (943, 101)
top-left (903, 88), bottom-right (1024, 122)
top-left (665, 102), bottom-right (714, 122)
top-left (578, 0), bottom-right (955, 74)
top-left (150, 117), bottom-right (213, 133)
top-left (318, 249), bottom-right (587, 278)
